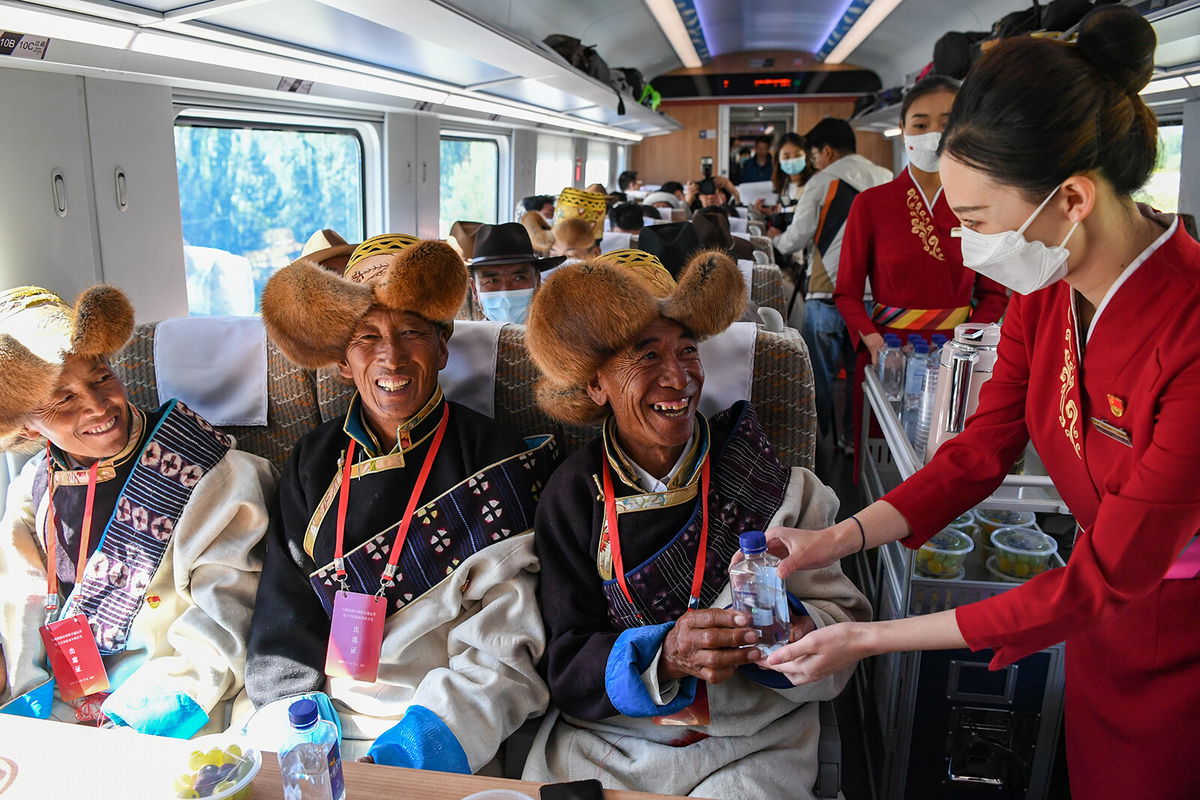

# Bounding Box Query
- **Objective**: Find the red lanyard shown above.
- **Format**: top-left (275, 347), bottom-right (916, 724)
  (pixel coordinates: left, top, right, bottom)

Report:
top-left (44, 446), bottom-right (100, 612)
top-left (602, 451), bottom-right (710, 611)
top-left (333, 404), bottom-right (450, 591)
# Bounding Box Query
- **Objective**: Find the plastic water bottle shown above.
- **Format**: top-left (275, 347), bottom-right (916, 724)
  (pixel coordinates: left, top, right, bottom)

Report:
top-left (730, 530), bottom-right (791, 654)
top-left (902, 340), bottom-right (931, 447)
top-left (913, 354), bottom-right (939, 461)
top-left (279, 698), bottom-right (346, 800)
top-left (877, 335), bottom-right (905, 409)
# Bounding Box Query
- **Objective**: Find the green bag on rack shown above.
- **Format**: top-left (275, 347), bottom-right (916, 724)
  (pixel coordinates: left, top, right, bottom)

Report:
top-left (639, 83), bottom-right (662, 111)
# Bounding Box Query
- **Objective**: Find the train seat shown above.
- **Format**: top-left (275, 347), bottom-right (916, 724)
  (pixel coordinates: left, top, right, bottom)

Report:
top-left (315, 320), bottom-right (815, 468)
top-left (113, 314), bottom-right (817, 471)
top-left (113, 321), bottom-right (321, 470)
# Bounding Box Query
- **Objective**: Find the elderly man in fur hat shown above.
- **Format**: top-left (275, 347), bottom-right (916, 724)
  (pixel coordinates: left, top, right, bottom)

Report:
top-left (520, 250), bottom-right (870, 798)
top-left (0, 286), bottom-right (275, 737)
top-left (245, 237), bottom-right (555, 771)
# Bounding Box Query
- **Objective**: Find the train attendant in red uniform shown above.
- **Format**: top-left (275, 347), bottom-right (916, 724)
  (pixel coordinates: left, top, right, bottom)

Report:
top-left (761, 8), bottom-right (1200, 799)
top-left (834, 75), bottom-right (1008, 462)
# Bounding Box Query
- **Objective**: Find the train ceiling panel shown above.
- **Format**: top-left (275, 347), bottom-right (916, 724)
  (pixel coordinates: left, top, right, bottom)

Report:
top-left (0, 0), bottom-right (683, 140)
top-left (693, 0), bottom-right (849, 57)
top-left (442, 0), bottom-right (682, 81)
top-left (203, 0), bottom-right (514, 87)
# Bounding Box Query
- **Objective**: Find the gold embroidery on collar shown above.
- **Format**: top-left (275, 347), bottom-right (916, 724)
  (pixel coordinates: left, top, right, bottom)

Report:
top-left (1058, 327), bottom-right (1083, 459)
top-left (343, 386), bottom-right (445, 457)
top-left (602, 416), bottom-right (704, 493)
top-left (906, 188), bottom-right (945, 262)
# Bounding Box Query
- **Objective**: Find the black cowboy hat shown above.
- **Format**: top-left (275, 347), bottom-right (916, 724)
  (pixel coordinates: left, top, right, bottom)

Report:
top-left (468, 222), bottom-right (566, 271)
top-left (635, 221), bottom-right (700, 278)
top-left (691, 208), bottom-right (757, 261)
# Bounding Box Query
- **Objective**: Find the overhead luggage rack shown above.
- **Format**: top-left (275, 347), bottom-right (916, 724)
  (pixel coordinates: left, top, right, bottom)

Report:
top-left (852, 368), bottom-right (1068, 800)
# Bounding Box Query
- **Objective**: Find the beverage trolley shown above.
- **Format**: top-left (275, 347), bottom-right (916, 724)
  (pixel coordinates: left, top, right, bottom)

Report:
top-left (851, 369), bottom-right (1070, 799)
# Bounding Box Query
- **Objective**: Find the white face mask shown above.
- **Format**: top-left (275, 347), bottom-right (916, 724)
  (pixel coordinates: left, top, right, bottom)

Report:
top-left (904, 131), bottom-right (942, 173)
top-left (953, 183), bottom-right (1079, 296)
top-left (478, 287), bottom-right (536, 324)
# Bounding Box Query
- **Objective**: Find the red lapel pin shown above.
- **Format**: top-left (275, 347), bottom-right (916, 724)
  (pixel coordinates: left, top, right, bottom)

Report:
top-left (1107, 394), bottom-right (1126, 418)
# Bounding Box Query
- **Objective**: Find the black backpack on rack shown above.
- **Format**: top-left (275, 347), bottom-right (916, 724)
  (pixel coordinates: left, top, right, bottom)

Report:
top-left (543, 34), bottom-right (612, 85)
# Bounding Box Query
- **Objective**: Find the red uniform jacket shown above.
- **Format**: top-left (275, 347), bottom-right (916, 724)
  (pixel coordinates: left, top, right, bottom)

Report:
top-left (835, 168), bottom-right (1008, 348)
top-left (885, 215), bottom-right (1200, 799)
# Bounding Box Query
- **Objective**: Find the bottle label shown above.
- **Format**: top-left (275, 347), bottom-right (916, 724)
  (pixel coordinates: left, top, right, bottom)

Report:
top-left (327, 741), bottom-right (345, 800)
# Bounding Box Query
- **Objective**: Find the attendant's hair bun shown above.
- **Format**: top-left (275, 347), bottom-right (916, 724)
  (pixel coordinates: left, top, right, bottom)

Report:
top-left (1075, 5), bottom-right (1156, 95)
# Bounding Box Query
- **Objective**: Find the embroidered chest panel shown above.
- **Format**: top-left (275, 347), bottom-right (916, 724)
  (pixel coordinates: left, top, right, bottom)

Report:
top-left (1058, 327), bottom-right (1083, 459)
top-left (600, 407), bottom-right (790, 630)
top-left (61, 402), bottom-right (232, 654)
top-left (906, 188), bottom-right (945, 262)
top-left (308, 435), bottom-right (557, 616)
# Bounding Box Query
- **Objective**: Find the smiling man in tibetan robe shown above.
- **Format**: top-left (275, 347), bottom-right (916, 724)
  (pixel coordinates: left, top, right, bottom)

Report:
top-left (245, 238), bottom-right (554, 772)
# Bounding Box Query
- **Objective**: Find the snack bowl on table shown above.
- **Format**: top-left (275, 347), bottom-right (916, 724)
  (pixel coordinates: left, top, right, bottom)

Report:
top-left (974, 508), bottom-right (1038, 537)
top-left (986, 555), bottom-right (1025, 584)
top-left (914, 528), bottom-right (974, 579)
top-left (172, 737), bottom-right (260, 799)
top-left (991, 526), bottom-right (1058, 580)
top-left (951, 511), bottom-right (977, 530)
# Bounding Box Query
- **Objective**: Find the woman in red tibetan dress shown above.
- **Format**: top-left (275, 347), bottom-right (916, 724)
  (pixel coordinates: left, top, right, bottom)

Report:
top-left (835, 76), bottom-right (1007, 463)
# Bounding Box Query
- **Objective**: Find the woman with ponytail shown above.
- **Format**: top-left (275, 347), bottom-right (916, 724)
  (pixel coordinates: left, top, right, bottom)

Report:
top-left (764, 8), bottom-right (1200, 797)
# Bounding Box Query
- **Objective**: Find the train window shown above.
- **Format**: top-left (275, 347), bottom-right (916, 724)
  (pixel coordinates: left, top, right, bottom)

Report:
top-left (174, 122), bottom-right (365, 316)
top-left (1135, 123), bottom-right (1183, 213)
top-left (584, 140), bottom-right (611, 189)
top-left (536, 133), bottom-right (575, 195)
top-left (440, 135), bottom-right (500, 237)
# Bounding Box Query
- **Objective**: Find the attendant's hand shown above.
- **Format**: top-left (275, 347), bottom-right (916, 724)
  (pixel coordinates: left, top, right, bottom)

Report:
top-left (660, 608), bottom-right (761, 684)
top-left (863, 332), bottom-right (886, 366)
top-left (753, 198), bottom-right (769, 215)
top-left (767, 225), bottom-right (783, 238)
top-left (765, 621), bottom-right (874, 685)
top-left (762, 523), bottom-right (858, 577)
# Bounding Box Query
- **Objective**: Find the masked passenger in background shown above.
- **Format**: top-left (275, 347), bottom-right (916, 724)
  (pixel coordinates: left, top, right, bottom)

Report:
top-left (467, 223), bottom-right (565, 325)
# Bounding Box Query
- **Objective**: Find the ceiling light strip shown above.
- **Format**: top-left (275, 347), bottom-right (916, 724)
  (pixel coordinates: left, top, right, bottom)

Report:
top-left (671, 0), bottom-right (710, 62)
top-left (816, 0), bottom-right (871, 61)
top-left (825, 0), bottom-right (904, 64)
top-left (644, 0), bottom-right (703, 69)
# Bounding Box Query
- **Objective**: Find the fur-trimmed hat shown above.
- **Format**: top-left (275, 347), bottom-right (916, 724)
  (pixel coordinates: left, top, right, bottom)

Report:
top-left (525, 249), bottom-right (744, 425)
top-left (0, 285), bottom-right (135, 450)
top-left (261, 239), bottom-right (468, 369)
top-left (554, 187), bottom-right (607, 242)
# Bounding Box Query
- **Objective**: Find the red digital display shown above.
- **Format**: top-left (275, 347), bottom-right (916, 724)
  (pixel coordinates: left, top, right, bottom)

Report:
top-left (753, 78), bottom-right (792, 88)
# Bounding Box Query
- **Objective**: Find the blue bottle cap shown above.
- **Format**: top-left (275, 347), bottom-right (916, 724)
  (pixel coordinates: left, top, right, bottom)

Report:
top-left (913, 341), bottom-right (930, 353)
top-left (907, 334), bottom-right (923, 341)
top-left (739, 530), bottom-right (767, 554)
top-left (932, 334), bottom-right (947, 345)
top-left (288, 698), bottom-right (319, 728)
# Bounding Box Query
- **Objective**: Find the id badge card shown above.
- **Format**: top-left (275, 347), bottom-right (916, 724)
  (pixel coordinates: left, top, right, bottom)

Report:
top-left (324, 591), bottom-right (386, 682)
top-left (39, 614), bottom-right (110, 701)
top-left (653, 681), bottom-right (711, 727)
